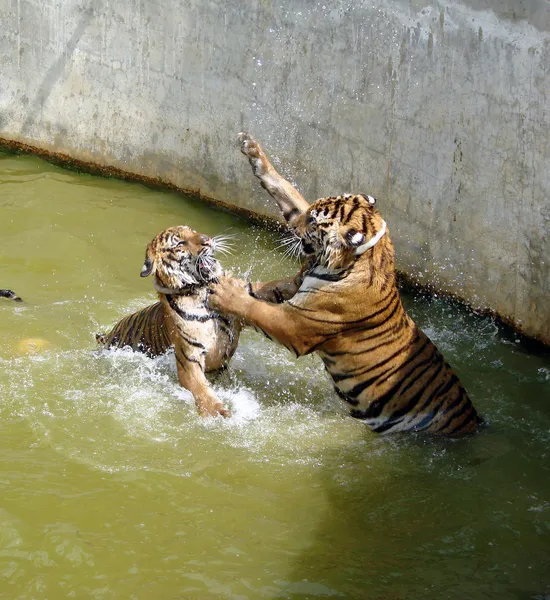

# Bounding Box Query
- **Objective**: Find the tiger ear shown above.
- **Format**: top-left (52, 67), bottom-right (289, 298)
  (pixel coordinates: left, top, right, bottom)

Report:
top-left (140, 248), bottom-right (155, 277)
top-left (361, 194), bottom-right (377, 206)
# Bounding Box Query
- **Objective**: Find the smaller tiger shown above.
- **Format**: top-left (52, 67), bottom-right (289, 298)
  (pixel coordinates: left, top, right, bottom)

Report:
top-left (1, 289), bottom-right (23, 302)
top-left (97, 226), bottom-right (240, 418)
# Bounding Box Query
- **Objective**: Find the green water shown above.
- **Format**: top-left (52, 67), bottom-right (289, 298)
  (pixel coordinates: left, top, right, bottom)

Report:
top-left (1, 153), bottom-right (549, 600)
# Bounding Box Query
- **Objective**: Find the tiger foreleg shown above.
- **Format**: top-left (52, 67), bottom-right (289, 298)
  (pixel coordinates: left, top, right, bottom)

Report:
top-left (248, 275), bottom-right (302, 303)
top-left (208, 276), bottom-right (329, 357)
top-left (238, 132), bottom-right (310, 224)
top-left (174, 347), bottom-right (231, 418)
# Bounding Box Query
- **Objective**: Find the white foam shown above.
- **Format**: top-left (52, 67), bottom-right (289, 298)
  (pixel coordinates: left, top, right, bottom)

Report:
top-left (216, 386), bottom-right (261, 424)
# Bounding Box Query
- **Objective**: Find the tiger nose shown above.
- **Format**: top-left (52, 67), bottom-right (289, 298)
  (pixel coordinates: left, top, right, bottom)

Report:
top-left (199, 234), bottom-right (211, 246)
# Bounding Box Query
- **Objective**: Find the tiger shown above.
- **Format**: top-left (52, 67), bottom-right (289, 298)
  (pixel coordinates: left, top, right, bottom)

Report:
top-left (97, 226), bottom-right (240, 418)
top-left (1, 289), bottom-right (22, 302)
top-left (207, 132), bottom-right (481, 435)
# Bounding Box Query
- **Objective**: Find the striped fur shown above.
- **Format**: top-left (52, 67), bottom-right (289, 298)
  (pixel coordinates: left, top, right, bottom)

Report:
top-left (97, 226), bottom-right (240, 418)
top-left (208, 134), bottom-right (481, 435)
top-left (95, 301), bottom-right (170, 357)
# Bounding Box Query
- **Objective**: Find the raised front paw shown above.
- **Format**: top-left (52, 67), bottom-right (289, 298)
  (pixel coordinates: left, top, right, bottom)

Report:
top-left (238, 132), bottom-right (270, 177)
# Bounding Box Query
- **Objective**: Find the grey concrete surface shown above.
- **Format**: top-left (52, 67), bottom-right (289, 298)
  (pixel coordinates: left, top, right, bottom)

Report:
top-left (1, 0), bottom-right (549, 343)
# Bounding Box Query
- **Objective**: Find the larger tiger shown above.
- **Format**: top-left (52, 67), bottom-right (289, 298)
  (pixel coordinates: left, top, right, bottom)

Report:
top-left (97, 226), bottom-right (240, 418)
top-left (207, 133), bottom-right (481, 435)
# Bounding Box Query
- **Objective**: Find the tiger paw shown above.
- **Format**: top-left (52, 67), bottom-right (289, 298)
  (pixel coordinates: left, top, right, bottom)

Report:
top-left (238, 132), bottom-right (270, 177)
top-left (216, 404), bottom-right (232, 419)
top-left (207, 275), bottom-right (251, 317)
top-left (196, 399), bottom-right (232, 419)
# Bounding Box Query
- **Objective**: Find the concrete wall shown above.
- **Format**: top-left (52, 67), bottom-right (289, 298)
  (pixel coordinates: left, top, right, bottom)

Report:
top-left (1, 0), bottom-right (549, 344)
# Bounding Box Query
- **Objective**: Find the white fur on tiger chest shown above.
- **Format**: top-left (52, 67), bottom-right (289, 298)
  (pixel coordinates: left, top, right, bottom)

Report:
top-left (288, 265), bottom-right (344, 308)
top-left (163, 292), bottom-right (238, 371)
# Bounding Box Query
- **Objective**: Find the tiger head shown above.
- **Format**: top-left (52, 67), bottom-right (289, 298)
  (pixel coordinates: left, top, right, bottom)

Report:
top-left (140, 226), bottom-right (231, 292)
top-left (288, 194), bottom-right (389, 271)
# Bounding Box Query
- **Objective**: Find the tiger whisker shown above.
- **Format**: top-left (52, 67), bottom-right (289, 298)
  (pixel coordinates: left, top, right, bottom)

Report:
top-left (277, 236), bottom-right (297, 246)
top-left (212, 244), bottom-right (235, 256)
top-left (212, 234), bottom-right (237, 243)
top-left (276, 235), bottom-right (299, 247)
top-left (212, 234), bottom-right (237, 256)
top-left (278, 236), bottom-right (303, 261)
top-left (279, 242), bottom-right (299, 256)
top-left (277, 236), bottom-right (294, 250)
top-left (214, 247), bottom-right (234, 256)
top-left (281, 246), bottom-right (295, 260)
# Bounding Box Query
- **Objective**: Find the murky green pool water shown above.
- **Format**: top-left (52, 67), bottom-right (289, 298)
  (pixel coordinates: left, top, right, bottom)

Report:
top-left (1, 153), bottom-right (549, 599)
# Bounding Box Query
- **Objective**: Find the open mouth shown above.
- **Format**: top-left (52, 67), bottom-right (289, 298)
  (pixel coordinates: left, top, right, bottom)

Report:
top-left (196, 252), bottom-right (222, 282)
top-left (195, 234), bottom-right (233, 282)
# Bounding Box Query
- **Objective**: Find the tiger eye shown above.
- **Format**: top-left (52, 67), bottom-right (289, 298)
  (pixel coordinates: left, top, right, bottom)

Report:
top-left (346, 229), bottom-right (366, 247)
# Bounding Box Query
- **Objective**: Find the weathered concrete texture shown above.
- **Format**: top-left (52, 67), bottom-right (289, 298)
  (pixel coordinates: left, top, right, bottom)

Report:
top-left (1, 0), bottom-right (549, 343)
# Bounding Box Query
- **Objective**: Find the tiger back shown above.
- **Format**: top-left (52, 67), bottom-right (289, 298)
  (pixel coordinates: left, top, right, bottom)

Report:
top-left (95, 301), bottom-right (170, 357)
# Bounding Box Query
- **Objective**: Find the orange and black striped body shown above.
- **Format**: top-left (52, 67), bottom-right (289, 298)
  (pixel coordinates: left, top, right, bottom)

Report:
top-left (208, 133), bottom-right (481, 435)
top-left (317, 296), bottom-right (479, 434)
top-left (291, 196), bottom-right (479, 434)
top-left (96, 301), bottom-right (171, 357)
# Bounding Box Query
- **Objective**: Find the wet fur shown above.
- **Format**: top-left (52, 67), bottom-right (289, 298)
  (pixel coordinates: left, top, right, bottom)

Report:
top-left (98, 226), bottom-right (240, 418)
top-left (208, 134), bottom-right (481, 435)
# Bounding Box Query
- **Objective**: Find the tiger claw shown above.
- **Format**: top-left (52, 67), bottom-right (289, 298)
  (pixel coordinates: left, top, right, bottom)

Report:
top-left (198, 403), bottom-right (232, 418)
top-left (237, 131), bottom-right (251, 144)
top-left (237, 132), bottom-right (267, 176)
top-left (218, 406), bottom-right (232, 418)
top-left (237, 132), bottom-right (258, 156)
